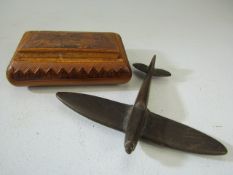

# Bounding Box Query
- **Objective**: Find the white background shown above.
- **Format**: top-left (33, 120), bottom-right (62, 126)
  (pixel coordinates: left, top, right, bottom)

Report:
top-left (0, 0), bottom-right (233, 174)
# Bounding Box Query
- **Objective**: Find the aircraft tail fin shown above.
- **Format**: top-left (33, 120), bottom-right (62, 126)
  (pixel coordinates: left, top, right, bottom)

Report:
top-left (133, 63), bottom-right (171, 77)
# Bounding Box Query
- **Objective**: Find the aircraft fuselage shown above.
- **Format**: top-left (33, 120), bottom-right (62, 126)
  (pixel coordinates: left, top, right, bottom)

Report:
top-left (124, 56), bottom-right (155, 154)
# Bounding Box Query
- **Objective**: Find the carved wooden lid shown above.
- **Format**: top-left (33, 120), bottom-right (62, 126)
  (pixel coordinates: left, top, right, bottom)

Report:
top-left (7, 31), bottom-right (132, 86)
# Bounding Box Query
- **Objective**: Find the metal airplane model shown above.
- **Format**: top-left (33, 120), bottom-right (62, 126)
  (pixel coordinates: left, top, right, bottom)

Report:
top-left (56, 55), bottom-right (227, 155)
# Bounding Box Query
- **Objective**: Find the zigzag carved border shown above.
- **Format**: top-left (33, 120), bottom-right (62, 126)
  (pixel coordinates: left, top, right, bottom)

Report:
top-left (10, 67), bottom-right (130, 81)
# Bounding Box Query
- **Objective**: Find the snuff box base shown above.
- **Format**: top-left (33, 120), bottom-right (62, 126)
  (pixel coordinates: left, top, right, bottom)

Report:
top-left (6, 31), bottom-right (132, 86)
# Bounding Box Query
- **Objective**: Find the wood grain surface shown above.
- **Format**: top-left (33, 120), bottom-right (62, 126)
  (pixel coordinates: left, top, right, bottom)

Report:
top-left (6, 31), bottom-right (132, 86)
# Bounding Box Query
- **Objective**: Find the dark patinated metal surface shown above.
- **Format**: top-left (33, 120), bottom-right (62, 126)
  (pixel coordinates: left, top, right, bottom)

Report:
top-left (56, 55), bottom-right (227, 155)
top-left (124, 56), bottom-right (156, 153)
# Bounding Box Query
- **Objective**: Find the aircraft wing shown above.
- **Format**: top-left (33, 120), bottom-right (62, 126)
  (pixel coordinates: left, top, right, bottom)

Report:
top-left (56, 92), bottom-right (227, 155)
top-left (56, 92), bottom-right (132, 132)
top-left (142, 110), bottom-right (227, 155)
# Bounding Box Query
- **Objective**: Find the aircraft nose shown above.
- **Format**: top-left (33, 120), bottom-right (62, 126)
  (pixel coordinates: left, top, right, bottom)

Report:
top-left (124, 141), bottom-right (135, 154)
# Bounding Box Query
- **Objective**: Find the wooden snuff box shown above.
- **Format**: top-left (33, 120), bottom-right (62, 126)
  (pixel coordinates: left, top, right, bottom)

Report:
top-left (6, 31), bottom-right (132, 86)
